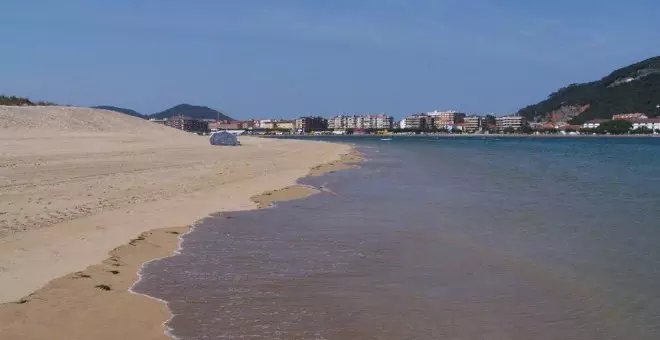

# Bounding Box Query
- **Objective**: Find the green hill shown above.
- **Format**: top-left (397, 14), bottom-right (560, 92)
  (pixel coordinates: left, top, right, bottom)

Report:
top-left (150, 104), bottom-right (233, 120)
top-left (518, 56), bottom-right (660, 124)
top-left (92, 106), bottom-right (145, 119)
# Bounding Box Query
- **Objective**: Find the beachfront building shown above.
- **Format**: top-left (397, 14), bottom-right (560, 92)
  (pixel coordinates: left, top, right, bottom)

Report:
top-left (327, 115), bottom-right (351, 130)
top-left (274, 120), bottom-right (295, 130)
top-left (254, 119), bottom-right (295, 130)
top-left (631, 118), bottom-right (660, 131)
top-left (427, 110), bottom-right (457, 129)
top-left (260, 120), bottom-right (275, 129)
top-left (463, 116), bottom-right (484, 133)
top-left (254, 119), bottom-right (271, 129)
top-left (613, 113), bottom-right (648, 120)
top-left (495, 115), bottom-right (526, 132)
top-left (165, 115), bottom-right (209, 133)
top-left (295, 116), bottom-right (328, 133)
top-left (367, 114), bottom-right (394, 129)
top-left (582, 119), bottom-right (607, 129)
top-left (209, 120), bottom-right (256, 130)
top-left (403, 114), bottom-right (433, 131)
top-left (327, 114), bottom-right (393, 130)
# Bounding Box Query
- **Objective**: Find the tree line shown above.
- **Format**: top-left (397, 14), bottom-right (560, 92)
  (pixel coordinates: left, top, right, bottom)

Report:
top-left (0, 95), bottom-right (56, 106)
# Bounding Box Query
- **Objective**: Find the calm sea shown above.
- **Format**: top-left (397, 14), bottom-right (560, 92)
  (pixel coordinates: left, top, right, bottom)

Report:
top-left (134, 136), bottom-right (660, 339)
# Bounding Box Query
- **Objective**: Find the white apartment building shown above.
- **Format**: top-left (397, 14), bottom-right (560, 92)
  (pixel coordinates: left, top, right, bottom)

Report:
top-left (582, 119), bottom-right (606, 129)
top-left (631, 118), bottom-right (660, 131)
top-left (427, 110), bottom-right (457, 123)
top-left (327, 114), bottom-right (393, 130)
top-left (463, 116), bottom-right (484, 132)
top-left (496, 115), bottom-right (526, 131)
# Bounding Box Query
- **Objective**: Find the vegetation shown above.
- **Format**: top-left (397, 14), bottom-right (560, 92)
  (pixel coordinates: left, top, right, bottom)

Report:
top-left (0, 95), bottom-right (56, 106)
top-left (517, 56), bottom-right (660, 124)
top-left (150, 103), bottom-right (233, 120)
top-left (596, 119), bottom-right (633, 135)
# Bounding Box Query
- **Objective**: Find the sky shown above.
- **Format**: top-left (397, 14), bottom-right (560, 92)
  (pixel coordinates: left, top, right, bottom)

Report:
top-left (1, 1), bottom-right (659, 119)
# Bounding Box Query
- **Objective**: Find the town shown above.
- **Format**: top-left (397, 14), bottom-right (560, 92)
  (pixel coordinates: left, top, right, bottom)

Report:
top-left (149, 109), bottom-right (660, 136)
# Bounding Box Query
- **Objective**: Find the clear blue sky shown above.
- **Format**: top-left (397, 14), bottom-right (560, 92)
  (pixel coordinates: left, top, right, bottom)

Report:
top-left (1, 1), bottom-right (658, 119)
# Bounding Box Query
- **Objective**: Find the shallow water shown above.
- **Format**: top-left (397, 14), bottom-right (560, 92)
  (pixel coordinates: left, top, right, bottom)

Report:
top-left (134, 137), bottom-right (660, 339)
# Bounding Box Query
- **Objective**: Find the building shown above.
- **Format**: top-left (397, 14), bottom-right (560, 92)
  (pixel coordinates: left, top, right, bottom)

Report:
top-left (613, 113), bottom-right (648, 120)
top-left (209, 120), bottom-right (256, 131)
top-left (149, 118), bottom-right (167, 125)
top-left (255, 119), bottom-right (281, 129)
top-left (274, 120), bottom-right (295, 130)
top-left (368, 114), bottom-right (394, 129)
top-left (495, 115), bottom-right (526, 132)
top-left (327, 114), bottom-right (393, 130)
top-left (463, 116), bottom-right (484, 132)
top-left (427, 110), bottom-right (457, 129)
top-left (403, 114), bottom-right (433, 131)
top-left (582, 119), bottom-right (607, 129)
top-left (295, 116), bottom-right (328, 132)
top-left (631, 118), bottom-right (660, 131)
top-left (165, 115), bottom-right (208, 133)
top-left (260, 121), bottom-right (275, 129)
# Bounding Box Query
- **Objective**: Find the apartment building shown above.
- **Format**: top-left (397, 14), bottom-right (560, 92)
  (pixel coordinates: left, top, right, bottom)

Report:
top-left (496, 115), bottom-right (526, 131)
top-left (427, 110), bottom-right (457, 129)
top-left (362, 114), bottom-right (393, 129)
top-left (295, 116), bottom-right (328, 132)
top-left (463, 116), bottom-right (484, 132)
top-left (274, 120), bottom-right (295, 130)
top-left (165, 115), bottom-right (208, 133)
top-left (582, 119), bottom-right (607, 129)
top-left (631, 118), bottom-right (660, 131)
top-left (328, 114), bottom-right (393, 130)
top-left (209, 120), bottom-right (256, 130)
top-left (403, 114), bottom-right (433, 131)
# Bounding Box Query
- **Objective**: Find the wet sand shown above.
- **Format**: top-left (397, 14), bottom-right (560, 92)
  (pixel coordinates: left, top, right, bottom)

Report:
top-left (251, 150), bottom-right (362, 209)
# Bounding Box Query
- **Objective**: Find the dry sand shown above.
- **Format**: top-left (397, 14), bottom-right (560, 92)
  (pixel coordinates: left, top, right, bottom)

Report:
top-left (0, 106), bottom-right (356, 339)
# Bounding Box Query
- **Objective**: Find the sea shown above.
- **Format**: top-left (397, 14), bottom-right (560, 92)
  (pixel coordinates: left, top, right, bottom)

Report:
top-left (133, 136), bottom-right (660, 339)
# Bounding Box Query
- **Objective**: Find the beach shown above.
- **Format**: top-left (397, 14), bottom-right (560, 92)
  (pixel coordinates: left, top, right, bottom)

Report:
top-left (0, 106), bottom-right (354, 339)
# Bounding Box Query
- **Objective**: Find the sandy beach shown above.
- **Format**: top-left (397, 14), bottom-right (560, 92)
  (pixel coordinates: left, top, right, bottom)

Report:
top-left (0, 106), bottom-right (355, 339)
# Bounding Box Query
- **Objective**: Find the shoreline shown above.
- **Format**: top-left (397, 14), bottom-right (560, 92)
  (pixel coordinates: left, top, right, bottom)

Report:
top-left (0, 140), bottom-right (361, 340)
top-left (251, 149), bottom-right (362, 209)
top-left (268, 133), bottom-right (660, 138)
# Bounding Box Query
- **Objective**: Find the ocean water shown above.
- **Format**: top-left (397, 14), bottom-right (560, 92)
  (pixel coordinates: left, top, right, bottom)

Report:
top-left (134, 136), bottom-right (660, 339)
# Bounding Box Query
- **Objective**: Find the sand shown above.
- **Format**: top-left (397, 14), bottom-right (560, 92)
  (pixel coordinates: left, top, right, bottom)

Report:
top-left (0, 106), bottom-right (356, 339)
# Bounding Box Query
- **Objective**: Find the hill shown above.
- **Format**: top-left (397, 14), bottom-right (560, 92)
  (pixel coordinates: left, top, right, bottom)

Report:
top-left (518, 56), bottom-right (660, 124)
top-left (92, 106), bottom-right (145, 119)
top-left (150, 103), bottom-right (233, 120)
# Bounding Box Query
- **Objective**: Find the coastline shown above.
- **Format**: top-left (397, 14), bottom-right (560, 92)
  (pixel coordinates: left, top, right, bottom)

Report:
top-left (274, 133), bottom-right (660, 138)
top-left (251, 149), bottom-right (362, 209)
top-left (0, 132), bottom-right (358, 339)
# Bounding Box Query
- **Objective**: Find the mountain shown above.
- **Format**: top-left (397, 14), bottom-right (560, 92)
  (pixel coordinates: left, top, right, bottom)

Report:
top-left (518, 56), bottom-right (660, 124)
top-left (150, 104), bottom-right (233, 120)
top-left (92, 106), bottom-right (145, 119)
